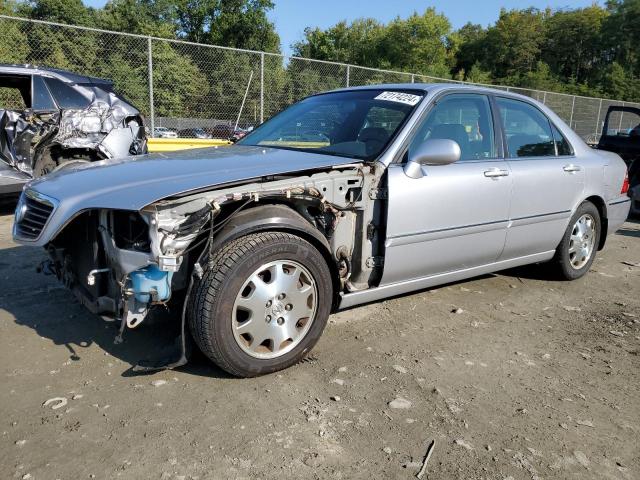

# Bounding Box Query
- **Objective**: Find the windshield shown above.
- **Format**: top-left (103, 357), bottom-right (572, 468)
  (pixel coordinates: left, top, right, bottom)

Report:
top-left (238, 89), bottom-right (424, 160)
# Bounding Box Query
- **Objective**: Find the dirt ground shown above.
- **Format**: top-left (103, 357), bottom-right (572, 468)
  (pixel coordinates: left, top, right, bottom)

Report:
top-left (0, 207), bottom-right (639, 480)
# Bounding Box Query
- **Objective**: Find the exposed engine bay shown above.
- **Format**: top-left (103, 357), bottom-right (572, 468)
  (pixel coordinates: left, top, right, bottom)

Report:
top-left (42, 164), bottom-right (383, 361)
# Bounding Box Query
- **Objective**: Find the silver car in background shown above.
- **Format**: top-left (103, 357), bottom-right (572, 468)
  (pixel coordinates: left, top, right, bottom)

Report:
top-left (12, 84), bottom-right (631, 377)
top-left (0, 64), bottom-right (147, 195)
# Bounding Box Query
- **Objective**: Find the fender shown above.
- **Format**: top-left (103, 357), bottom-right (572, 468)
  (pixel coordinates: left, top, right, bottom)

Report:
top-left (210, 203), bottom-right (331, 254)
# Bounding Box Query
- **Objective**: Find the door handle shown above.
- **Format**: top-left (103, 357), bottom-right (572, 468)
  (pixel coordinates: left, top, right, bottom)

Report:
top-left (484, 168), bottom-right (509, 178)
top-left (563, 164), bottom-right (582, 173)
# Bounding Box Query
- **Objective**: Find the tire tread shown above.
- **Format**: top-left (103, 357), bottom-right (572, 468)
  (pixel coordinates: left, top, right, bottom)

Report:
top-left (189, 231), bottom-right (326, 377)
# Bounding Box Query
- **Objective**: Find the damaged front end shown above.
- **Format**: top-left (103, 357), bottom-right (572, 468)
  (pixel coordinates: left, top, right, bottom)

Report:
top-left (38, 164), bottom-right (382, 370)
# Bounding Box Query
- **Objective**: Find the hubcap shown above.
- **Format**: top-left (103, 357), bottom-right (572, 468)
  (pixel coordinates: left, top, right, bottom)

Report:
top-left (568, 213), bottom-right (596, 270)
top-left (232, 260), bottom-right (317, 359)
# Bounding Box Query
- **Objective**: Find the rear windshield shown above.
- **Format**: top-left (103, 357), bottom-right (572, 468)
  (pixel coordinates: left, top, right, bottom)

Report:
top-left (238, 89), bottom-right (424, 160)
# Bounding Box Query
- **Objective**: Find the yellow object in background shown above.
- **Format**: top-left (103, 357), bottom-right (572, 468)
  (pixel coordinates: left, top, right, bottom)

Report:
top-left (147, 138), bottom-right (232, 152)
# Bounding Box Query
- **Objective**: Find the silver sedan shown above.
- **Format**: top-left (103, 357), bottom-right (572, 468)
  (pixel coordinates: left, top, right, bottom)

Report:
top-left (13, 84), bottom-right (631, 377)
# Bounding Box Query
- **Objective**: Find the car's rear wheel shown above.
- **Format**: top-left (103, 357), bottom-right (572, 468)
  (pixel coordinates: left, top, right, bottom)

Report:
top-left (553, 201), bottom-right (601, 280)
top-left (189, 231), bottom-right (333, 377)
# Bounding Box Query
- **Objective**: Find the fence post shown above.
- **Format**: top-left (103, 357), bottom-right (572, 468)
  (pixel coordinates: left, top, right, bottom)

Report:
top-left (346, 65), bottom-right (350, 87)
top-left (595, 98), bottom-right (603, 136)
top-left (569, 95), bottom-right (576, 129)
top-left (542, 91), bottom-right (547, 105)
top-left (147, 36), bottom-right (155, 137)
top-left (260, 52), bottom-right (264, 124)
top-left (411, 74), bottom-right (415, 83)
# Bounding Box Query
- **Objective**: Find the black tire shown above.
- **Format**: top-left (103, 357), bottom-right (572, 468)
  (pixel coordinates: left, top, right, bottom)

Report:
top-left (32, 149), bottom-right (59, 177)
top-left (189, 232), bottom-right (333, 377)
top-left (33, 149), bottom-right (96, 178)
top-left (552, 201), bottom-right (601, 280)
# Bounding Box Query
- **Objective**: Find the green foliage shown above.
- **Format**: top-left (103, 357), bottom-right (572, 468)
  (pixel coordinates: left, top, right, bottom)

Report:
top-left (292, 9), bottom-right (453, 77)
top-left (1, 0), bottom-right (280, 119)
top-left (2, 0), bottom-right (639, 118)
top-left (465, 62), bottom-right (492, 85)
top-left (484, 8), bottom-right (546, 78)
top-left (293, 2), bottom-right (640, 102)
top-left (542, 5), bottom-right (607, 83)
top-left (0, 1), bottom-right (29, 62)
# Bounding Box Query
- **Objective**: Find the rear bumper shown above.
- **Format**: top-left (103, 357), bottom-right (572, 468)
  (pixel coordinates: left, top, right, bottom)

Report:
top-left (607, 197), bottom-right (631, 235)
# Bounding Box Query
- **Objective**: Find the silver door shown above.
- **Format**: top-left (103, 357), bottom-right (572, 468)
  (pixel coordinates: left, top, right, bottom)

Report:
top-left (495, 97), bottom-right (585, 260)
top-left (381, 93), bottom-right (512, 285)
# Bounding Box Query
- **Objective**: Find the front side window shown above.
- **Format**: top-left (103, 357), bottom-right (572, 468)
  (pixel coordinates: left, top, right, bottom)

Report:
top-left (0, 74), bottom-right (31, 109)
top-left (408, 93), bottom-right (497, 161)
top-left (497, 97), bottom-right (555, 158)
top-left (238, 89), bottom-right (423, 160)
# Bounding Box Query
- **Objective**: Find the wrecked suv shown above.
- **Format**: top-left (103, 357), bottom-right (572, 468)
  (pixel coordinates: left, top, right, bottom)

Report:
top-left (13, 84), bottom-right (631, 377)
top-left (0, 64), bottom-right (146, 195)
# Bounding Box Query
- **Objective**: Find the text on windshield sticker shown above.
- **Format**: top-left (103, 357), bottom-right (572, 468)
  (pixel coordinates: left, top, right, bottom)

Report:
top-left (374, 91), bottom-right (422, 106)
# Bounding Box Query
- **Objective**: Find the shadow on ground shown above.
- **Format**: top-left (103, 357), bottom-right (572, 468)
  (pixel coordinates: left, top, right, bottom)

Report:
top-left (616, 224), bottom-right (640, 238)
top-left (0, 244), bottom-right (232, 380)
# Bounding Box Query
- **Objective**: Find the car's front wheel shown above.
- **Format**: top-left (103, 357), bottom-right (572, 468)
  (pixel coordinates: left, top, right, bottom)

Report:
top-left (189, 231), bottom-right (333, 377)
top-left (553, 201), bottom-right (601, 280)
top-left (33, 148), bottom-right (96, 177)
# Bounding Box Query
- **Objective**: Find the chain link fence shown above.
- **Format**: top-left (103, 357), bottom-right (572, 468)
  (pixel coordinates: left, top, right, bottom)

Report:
top-left (1, 14), bottom-right (639, 142)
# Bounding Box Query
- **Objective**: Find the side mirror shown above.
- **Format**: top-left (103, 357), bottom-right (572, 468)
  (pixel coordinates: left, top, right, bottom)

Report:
top-left (404, 139), bottom-right (461, 179)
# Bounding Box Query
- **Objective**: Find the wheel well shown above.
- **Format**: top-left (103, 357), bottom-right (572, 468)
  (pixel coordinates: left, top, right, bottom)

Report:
top-left (584, 195), bottom-right (608, 250)
top-left (211, 202), bottom-right (342, 311)
top-left (37, 145), bottom-right (102, 165)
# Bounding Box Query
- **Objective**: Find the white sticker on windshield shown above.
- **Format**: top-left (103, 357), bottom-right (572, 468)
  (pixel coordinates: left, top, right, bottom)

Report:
top-left (374, 91), bottom-right (422, 106)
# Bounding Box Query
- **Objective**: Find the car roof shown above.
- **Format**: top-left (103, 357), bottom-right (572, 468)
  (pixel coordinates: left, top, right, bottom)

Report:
top-left (324, 82), bottom-right (537, 103)
top-left (0, 63), bottom-right (112, 85)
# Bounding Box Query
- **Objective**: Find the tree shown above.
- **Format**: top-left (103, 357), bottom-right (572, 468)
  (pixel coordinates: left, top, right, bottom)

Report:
top-left (293, 18), bottom-right (384, 67)
top-left (19, 0), bottom-right (96, 26)
top-left (465, 62), bottom-right (492, 84)
top-left (0, 2), bottom-right (30, 63)
top-left (378, 9), bottom-right (453, 75)
top-left (542, 6), bottom-right (607, 84)
top-left (4, 0), bottom-right (640, 106)
top-left (516, 61), bottom-right (565, 92)
top-left (602, 0), bottom-right (640, 77)
top-left (19, 0), bottom-right (100, 74)
top-left (451, 23), bottom-right (487, 74)
top-left (600, 61), bottom-right (637, 100)
top-left (293, 8), bottom-right (454, 78)
top-left (171, 0), bottom-right (280, 52)
top-left (483, 8), bottom-right (546, 79)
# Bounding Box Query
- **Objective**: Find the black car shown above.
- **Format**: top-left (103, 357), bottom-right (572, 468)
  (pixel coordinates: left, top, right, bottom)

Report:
top-left (0, 64), bottom-right (147, 195)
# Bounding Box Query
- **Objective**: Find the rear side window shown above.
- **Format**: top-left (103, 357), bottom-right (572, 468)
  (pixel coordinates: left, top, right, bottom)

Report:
top-left (551, 124), bottom-right (573, 156)
top-left (496, 97), bottom-right (555, 158)
top-left (32, 76), bottom-right (56, 111)
top-left (44, 77), bottom-right (90, 109)
top-left (363, 106), bottom-right (407, 136)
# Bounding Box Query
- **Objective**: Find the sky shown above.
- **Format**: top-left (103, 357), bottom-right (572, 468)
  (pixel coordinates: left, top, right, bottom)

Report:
top-left (83, 0), bottom-right (598, 56)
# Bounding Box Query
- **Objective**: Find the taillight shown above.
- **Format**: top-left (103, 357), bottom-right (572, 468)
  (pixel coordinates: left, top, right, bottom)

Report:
top-left (621, 170), bottom-right (629, 194)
